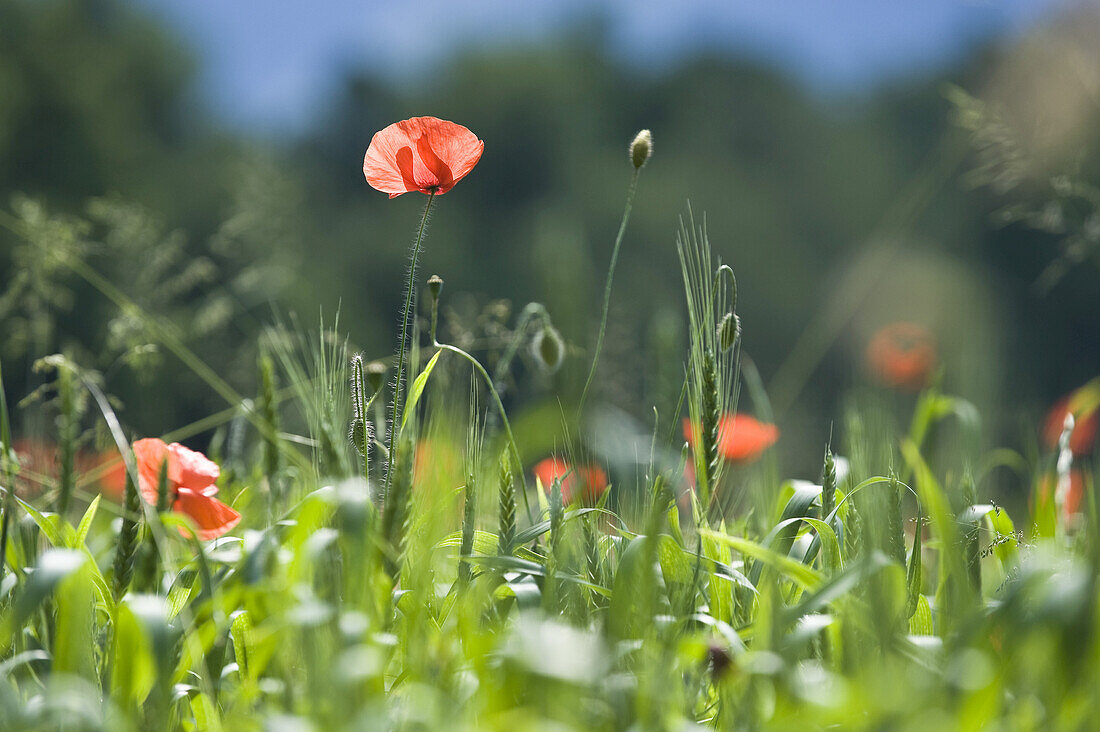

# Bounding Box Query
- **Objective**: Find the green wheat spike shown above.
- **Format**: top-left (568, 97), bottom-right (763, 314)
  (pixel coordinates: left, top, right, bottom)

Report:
top-left (112, 464), bottom-right (142, 599)
top-left (497, 451), bottom-right (515, 555)
top-left (822, 446), bottom-right (837, 523)
top-left (381, 436), bottom-right (413, 579)
top-left (259, 349), bottom-right (283, 505)
top-left (700, 348), bottom-right (721, 503)
top-left (584, 514), bottom-right (601, 588)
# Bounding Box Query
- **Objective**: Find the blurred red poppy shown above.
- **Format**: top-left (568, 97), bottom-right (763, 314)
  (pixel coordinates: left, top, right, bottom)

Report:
top-left (866, 322), bottom-right (936, 391)
top-left (1038, 470), bottom-right (1087, 519)
top-left (83, 451), bottom-right (128, 500)
top-left (412, 438), bottom-right (462, 487)
top-left (682, 413), bottom-right (779, 464)
top-left (533, 457), bottom-right (609, 505)
top-left (1043, 390), bottom-right (1098, 456)
top-left (12, 439), bottom-right (58, 495)
top-left (363, 117), bottom-right (484, 198)
top-left (132, 438), bottom-right (240, 541)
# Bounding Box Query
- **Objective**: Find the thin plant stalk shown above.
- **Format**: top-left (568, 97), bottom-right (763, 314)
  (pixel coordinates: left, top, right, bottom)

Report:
top-left (385, 192), bottom-right (435, 497)
top-left (577, 168), bottom-right (640, 415)
top-left (432, 342), bottom-right (532, 522)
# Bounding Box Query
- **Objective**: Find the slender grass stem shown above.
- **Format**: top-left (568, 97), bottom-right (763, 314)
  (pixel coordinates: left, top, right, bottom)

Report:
top-left (385, 192), bottom-right (435, 497)
top-left (433, 342), bottom-right (533, 522)
top-left (577, 169), bottom-right (640, 416)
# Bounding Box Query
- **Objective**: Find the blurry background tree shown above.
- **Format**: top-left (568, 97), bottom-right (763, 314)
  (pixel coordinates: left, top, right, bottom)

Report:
top-left (0, 0), bottom-right (1097, 481)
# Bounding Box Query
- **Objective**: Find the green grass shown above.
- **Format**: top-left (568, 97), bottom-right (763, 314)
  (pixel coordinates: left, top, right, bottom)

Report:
top-left (1, 138), bottom-right (1098, 732)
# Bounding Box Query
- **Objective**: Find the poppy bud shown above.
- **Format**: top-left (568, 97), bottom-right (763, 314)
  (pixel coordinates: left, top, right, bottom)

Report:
top-left (427, 274), bottom-right (444, 301)
top-left (365, 361), bottom-right (387, 394)
top-left (717, 312), bottom-right (741, 352)
top-left (349, 418), bottom-right (370, 456)
top-left (531, 325), bottom-right (565, 373)
top-left (630, 129), bottom-right (652, 169)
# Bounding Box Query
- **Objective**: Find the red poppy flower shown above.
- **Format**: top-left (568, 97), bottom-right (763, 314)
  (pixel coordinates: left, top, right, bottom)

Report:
top-left (682, 413), bottom-right (779, 464)
top-left (866, 322), bottom-right (936, 391)
top-left (533, 457), bottom-right (609, 505)
top-left (1043, 391), bottom-right (1098, 456)
top-left (363, 117), bottom-right (484, 198)
top-left (132, 438), bottom-right (240, 541)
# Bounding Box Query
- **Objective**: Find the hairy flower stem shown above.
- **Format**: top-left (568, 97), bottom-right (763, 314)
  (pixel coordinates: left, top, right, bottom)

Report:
top-left (577, 169), bottom-right (640, 416)
top-left (384, 192), bottom-right (435, 500)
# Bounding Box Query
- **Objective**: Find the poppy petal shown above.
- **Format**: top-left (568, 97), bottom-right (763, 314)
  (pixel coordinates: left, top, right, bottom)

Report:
top-left (406, 116), bottom-right (481, 191)
top-left (133, 438), bottom-right (170, 505)
top-left (717, 415), bottom-right (779, 462)
top-left (168, 443), bottom-right (220, 493)
top-left (174, 491), bottom-right (241, 541)
top-left (364, 124), bottom-right (420, 196)
top-left (364, 117), bottom-right (483, 197)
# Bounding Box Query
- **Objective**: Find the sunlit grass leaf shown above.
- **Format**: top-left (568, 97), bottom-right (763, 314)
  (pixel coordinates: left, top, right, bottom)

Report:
top-left (51, 553), bottom-right (97, 682)
top-left (700, 529), bottom-right (823, 590)
top-left (111, 598), bottom-right (158, 708)
top-left (2, 549), bottom-right (87, 640)
top-left (786, 551), bottom-right (892, 622)
top-left (14, 495), bottom-right (75, 548)
top-left (908, 594), bottom-right (934, 635)
top-left (73, 495), bottom-right (100, 548)
top-left (401, 350), bottom-right (441, 432)
top-left (905, 509), bottom-right (923, 619)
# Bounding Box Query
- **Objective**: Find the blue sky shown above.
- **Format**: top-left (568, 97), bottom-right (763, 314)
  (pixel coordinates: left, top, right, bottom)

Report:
top-left (139, 0), bottom-right (1071, 134)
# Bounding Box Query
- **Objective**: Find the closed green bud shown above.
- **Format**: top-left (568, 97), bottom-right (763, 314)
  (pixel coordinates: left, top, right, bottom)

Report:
top-left (365, 361), bottom-right (387, 394)
top-left (349, 418), bottom-right (369, 455)
top-left (427, 274), bottom-right (444, 301)
top-left (717, 312), bottom-right (741, 352)
top-left (532, 325), bottom-right (565, 373)
top-left (630, 129), bottom-right (652, 169)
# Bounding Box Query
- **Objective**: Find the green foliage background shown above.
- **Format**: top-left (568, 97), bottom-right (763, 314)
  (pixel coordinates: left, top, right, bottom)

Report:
top-left (1, 0), bottom-right (1097, 484)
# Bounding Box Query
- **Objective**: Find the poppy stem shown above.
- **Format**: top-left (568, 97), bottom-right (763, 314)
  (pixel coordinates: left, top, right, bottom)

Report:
top-left (385, 192), bottom-right (435, 496)
top-left (577, 168), bottom-right (641, 417)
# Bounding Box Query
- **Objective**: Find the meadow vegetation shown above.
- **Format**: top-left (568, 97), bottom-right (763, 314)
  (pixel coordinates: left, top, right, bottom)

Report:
top-left (1, 2), bottom-right (1099, 729)
top-left (0, 117), bottom-right (1098, 730)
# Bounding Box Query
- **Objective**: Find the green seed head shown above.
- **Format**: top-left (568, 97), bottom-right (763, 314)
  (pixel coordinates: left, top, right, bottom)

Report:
top-left (350, 418), bottom-right (368, 455)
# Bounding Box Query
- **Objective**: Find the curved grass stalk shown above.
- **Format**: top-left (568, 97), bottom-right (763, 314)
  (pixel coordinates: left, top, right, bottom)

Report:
top-left (432, 342), bottom-right (533, 523)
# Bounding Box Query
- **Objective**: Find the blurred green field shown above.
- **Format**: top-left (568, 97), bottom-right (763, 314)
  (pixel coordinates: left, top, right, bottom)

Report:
top-left (1, 1), bottom-right (1099, 729)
